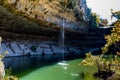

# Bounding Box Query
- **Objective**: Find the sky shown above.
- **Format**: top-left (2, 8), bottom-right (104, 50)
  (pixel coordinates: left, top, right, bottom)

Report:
top-left (86, 0), bottom-right (120, 24)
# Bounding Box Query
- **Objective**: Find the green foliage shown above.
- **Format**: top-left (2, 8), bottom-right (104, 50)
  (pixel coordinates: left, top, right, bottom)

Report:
top-left (60, 0), bottom-right (77, 9)
top-left (89, 13), bottom-right (101, 27)
top-left (81, 18), bottom-right (120, 78)
top-left (81, 72), bottom-right (97, 80)
top-left (81, 52), bottom-right (100, 66)
top-left (0, 51), bottom-right (18, 80)
top-left (81, 52), bottom-right (120, 74)
top-left (101, 20), bottom-right (120, 74)
top-left (5, 68), bottom-right (12, 77)
top-left (111, 9), bottom-right (120, 20)
top-left (4, 68), bottom-right (19, 80)
top-left (100, 19), bottom-right (108, 26)
top-left (66, 0), bottom-right (77, 9)
top-left (0, 0), bottom-right (4, 5)
top-left (4, 75), bottom-right (18, 80)
top-left (102, 20), bottom-right (120, 54)
top-left (0, 51), bottom-right (8, 70)
top-left (0, 51), bottom-right (9, 59)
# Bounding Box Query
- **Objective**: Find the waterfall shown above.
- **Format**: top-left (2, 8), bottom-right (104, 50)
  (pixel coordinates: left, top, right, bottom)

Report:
top-left (59, 19), bottom-right (65, 60)
top-left (58, 21), bottom-right (68, 66)
top-left (61, 19), bottom-right (65, 54)
top-left (0, 37), bottom-right (2, 50)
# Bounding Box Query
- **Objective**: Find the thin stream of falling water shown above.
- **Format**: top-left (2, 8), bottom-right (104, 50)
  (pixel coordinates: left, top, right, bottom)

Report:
top-left (59, 19), bottom-right (65, 61)
top-left (62, 19), bottom-right (65, 60)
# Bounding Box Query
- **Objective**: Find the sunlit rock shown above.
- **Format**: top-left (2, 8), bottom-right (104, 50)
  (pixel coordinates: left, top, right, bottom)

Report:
top-left (7, 0), bottom-right (16, 4)
top-left (0, 61), bottom-right (5, 80)
top-left (4, 0), bottom-right (91, 32)
top-left (0, 37), bottom-right (5, 80)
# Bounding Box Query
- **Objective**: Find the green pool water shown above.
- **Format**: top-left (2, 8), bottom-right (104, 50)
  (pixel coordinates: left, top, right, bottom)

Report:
top-left (21, 59), bottom-right (98, 80)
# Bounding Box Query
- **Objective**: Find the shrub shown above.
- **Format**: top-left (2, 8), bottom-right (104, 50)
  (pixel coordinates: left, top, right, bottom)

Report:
top-left (81, 19), bottom-right (120, 79)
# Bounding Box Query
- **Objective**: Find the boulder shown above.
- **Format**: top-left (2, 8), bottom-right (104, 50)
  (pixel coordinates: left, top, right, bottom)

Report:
top-left (0, 61), bottom-right (5, 80)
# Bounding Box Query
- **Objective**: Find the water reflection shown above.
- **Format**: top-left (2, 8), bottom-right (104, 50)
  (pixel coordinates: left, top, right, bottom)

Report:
top-left (3, 55), bottom-right (63, 75)
top-left (3, 54), bottom-right (84, 77)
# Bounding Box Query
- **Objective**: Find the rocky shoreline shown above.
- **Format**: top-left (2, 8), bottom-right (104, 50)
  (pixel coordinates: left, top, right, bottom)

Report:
top-left (1, 40), bottom-right (82, 57)
top-left (0, 38), bottom-right (102, 57)
top-left (0, 27), bottom-right (112, 57)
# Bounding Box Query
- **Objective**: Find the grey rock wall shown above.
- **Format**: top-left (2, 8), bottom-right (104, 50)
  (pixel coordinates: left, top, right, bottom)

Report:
top-left (0, 40), bottom-right (101, 57)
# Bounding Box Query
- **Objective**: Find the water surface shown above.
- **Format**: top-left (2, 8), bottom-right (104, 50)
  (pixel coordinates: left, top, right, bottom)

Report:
top-left (21, 59), bottom-right (98, 80)
top-left (3, 55), bottom-right (62, 76)
top-left (3, 54), bottom-right (82, 77)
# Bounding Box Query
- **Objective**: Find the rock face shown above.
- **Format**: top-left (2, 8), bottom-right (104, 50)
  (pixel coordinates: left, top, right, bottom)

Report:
top-left (3, 0), bottom-right (91, 32)
top-left (7, 0), bottom-right (16, 4)
top-left (0, 28), bottom-right (111, 57)
top-left (0, 60), bottom-right (4, 80)
top-left (0, 37), bottom-right (5, 80)
top-left (79, 0), bottom-right (91, 21)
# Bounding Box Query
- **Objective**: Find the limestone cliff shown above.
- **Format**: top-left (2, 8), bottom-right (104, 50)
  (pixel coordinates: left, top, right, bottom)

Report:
top-left (0, 37), bottom-right (5, 80)
top-left (2, 0), bottom-right (91, 31)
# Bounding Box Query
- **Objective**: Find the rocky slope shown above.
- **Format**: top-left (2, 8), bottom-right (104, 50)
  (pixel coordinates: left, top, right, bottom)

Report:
top-left (1, 0), bottom-right (90, 32)
top-left (0, 6), bottom-right (60, 40)
top-left (0, 0), bottom-right (92, 40)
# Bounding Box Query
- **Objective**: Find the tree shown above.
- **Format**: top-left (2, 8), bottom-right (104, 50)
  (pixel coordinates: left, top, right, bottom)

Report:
top-left (102, 10), bottom-right (120, 54)
top-left (111, 9), bottom-right (120, 20)
top-left (61, 0), bottom-right (77, 9)
top-left (81, 10), bottom-right (120, 79)
top-left (89, 13), bottom-right (101, 27)
top-left (100, 19), bottom-right (108, 26)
